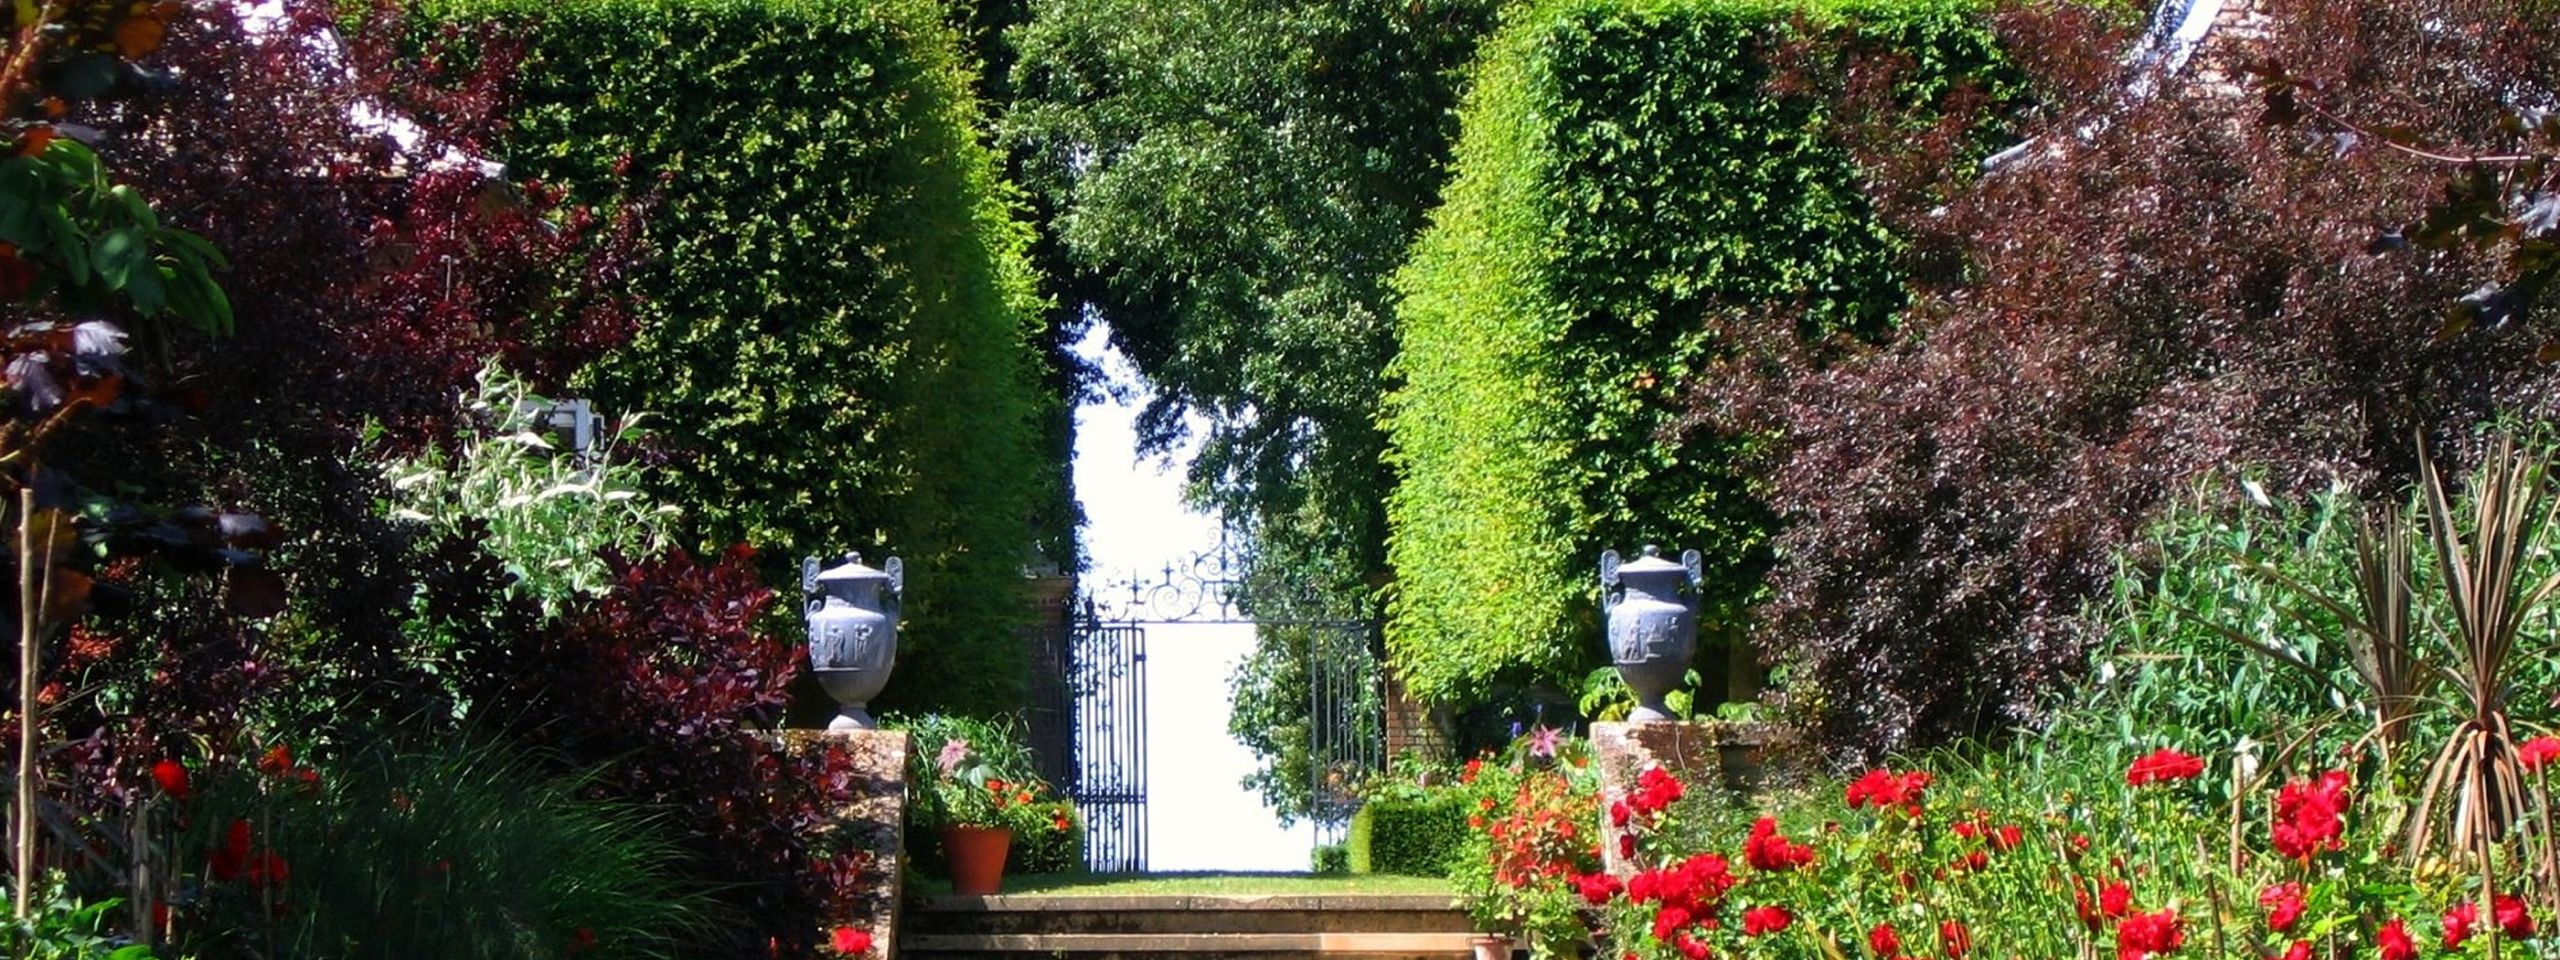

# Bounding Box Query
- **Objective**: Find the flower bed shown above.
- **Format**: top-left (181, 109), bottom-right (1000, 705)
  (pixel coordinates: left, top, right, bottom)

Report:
top-left (1457, 733), bottom-right (2560, 958)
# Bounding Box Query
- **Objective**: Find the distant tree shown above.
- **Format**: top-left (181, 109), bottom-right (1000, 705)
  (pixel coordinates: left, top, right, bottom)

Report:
top-left (1008, 0), bottom-right (1499, 814)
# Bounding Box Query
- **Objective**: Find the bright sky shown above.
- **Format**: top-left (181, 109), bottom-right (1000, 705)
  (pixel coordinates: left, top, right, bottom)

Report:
top-left (1070, 321), bottom-right (1317, 872)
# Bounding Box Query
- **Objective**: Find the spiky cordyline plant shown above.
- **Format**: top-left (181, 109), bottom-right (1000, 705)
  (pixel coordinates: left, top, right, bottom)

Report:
top-left (2408, 434), bottom-right (2560, 882)
top-left (2222, 501), bottom-right (2430, 765)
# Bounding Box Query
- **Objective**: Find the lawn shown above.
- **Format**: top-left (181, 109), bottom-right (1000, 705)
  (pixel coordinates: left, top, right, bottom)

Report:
top-left (915, 872), bottom-right (1456, 896)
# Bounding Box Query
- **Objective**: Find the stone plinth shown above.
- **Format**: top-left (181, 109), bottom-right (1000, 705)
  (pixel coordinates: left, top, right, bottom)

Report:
top-left (1592, 721), bottom-right (1776, 876)
top-left (779, 728), bottom-right (911, 956)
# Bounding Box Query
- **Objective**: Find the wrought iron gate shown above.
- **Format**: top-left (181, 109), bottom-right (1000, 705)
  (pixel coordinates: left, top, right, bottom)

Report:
top-left (1067, 615), bottom-right (1148, 873)
top-left (1061, 537), bottom-right (1384, 872)
top-left (1305, 621), bottom-right (1382, 840)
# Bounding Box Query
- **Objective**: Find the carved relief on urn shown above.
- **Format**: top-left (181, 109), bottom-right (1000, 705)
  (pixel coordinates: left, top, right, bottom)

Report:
top-left (1601, 545), bottom-right (1703, 723)
top-left (804, 552), bottom-right (903, 730)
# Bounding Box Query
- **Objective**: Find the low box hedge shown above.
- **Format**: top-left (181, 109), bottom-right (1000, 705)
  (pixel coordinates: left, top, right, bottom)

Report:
top-left (1348, 792), bottom-right (1472, 876)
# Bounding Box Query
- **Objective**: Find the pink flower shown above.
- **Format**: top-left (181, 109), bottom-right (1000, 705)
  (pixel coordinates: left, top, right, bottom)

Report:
top-left (2125, 748), bottom-right (2205, 786)
top-left (935, 739), bottom-right (971, 778)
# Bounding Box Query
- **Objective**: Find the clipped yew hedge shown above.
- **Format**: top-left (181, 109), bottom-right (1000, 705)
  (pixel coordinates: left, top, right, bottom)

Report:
top-left (1382, 0), bottom-right (2007, 706)
top-left (416, 0), bottom-right (1054, 714)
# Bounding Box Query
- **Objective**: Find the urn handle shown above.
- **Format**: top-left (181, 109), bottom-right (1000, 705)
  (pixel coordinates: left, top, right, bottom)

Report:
top-left (1599, 549), bottom-right (1623, 609)
top-left (1681, 549), bottom-right (1703, 595)
top-left (801, 555), bottom-right (821, 597)
top-left (882, 555), bottom-right (905, 619)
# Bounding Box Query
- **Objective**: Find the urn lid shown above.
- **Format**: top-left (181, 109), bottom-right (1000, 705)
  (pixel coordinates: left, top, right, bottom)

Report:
top-left (1615, 545), bottom-right (1686, 575)
top-left (803, 553), bottom-right (903, 594)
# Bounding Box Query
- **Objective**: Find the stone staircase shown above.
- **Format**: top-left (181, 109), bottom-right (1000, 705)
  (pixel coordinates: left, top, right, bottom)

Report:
top-left (899, 893), bottom-right (1486, 959)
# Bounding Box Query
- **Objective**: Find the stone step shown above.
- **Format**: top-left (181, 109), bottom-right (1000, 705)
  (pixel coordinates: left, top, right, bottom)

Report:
top-left (904, 894), bottom-right (1474, 937)
top-left (899, 931), bottom-right (1480, 959)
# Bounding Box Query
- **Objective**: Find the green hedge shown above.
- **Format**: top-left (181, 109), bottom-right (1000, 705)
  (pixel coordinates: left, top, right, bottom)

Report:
top-left (416, 0), bottom-right (1057, 714)
top-left (1348, 792), bottom-right (1471, 876)
top-left (1381, 0), bottom-right (2008, 705)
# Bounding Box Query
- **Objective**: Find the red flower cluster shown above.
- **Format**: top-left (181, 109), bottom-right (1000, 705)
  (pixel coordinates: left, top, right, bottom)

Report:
top-left (1573, 871), bottom-right (1623, 906)
top-left (2379, 918), bottom-right (2416, 960)
top-left (829, 925), bottom-right (872, 956)
top-left (2270, 770), bottom-right (2350, 862)
top-left (208, 818), bottom-right (289, 889)
top-left (1628, 853), bottom-right (1739, 943)
top-left (2442, 893), bottom-right (2536, 948)
top-left (1742, 817), bottom-right (1814, 871)
top-left (1844, 769), bottom-right (1931, 815)
top-left (2260, 882), bottom-right (2305, 932)
top-left (151, 758), bottom-right (190, 800)
top-left (1870, 923), bottom-right (1904, 959)
top-left (2116, 908), bottom-right (2183, 960)
top-left (2076, 878), bottom-right (2132, 929)
top-left (2523, 735), bottom-right (2560, 773)
top-left (2124, 748), bottom-right (2205, 787)
top-left (1628, 766), bottom-right (1685, 817)
top-left (1939, 919), bottom-right (1971, 958)
top-left (257, 744), bottom-right (322, 792)
top-left (1741, 904), bottom-right (1792, 936)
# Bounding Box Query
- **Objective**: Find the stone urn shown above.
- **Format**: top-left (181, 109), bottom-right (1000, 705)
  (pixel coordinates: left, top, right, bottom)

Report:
top-left (1601, 545), bottom-right (1702, 722)
top-left (804, 552), bottom-right (903, 730)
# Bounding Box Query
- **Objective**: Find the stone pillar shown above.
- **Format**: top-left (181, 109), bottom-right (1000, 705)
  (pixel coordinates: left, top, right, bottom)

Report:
top-left (779, 728), bottom-right (912, 956)
top-left (1591, 721), bottom-right (1775, 876)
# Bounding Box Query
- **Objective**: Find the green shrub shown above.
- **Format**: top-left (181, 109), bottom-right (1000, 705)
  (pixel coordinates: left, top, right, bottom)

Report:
top-left (381, 362), bottom-right (676, 617)
top-left (415, 0), bottom-right (1058, 716)
top-left (1348, 791), bottom-right (1472, 876)
top-left (1381, 0), bottom-right (2009, 706)
top-left (180, 738), bottom-right (717, 959)
top-left (1311, 842), bottom-right (1350, 875)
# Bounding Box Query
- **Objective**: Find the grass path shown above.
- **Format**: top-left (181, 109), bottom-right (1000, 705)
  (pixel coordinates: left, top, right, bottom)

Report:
top-left (915, 872), bottom-right (1455, 896)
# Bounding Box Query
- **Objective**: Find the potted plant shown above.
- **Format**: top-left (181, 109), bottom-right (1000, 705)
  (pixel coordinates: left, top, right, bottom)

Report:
top-left (925, 737), bottom-right (1063, 895)
top-left (1450, 729), bottom-right (1600, 959)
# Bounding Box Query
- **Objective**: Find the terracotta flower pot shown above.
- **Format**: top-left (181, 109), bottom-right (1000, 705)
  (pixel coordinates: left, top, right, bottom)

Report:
top-left (1469, 933), bottom-right (1514, 960)
top-left (942, 825), bottom-right (1013, 895)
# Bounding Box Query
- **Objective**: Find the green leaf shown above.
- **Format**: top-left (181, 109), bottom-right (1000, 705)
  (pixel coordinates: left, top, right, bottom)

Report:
top-left (91, 228), bottom-right (143, 289)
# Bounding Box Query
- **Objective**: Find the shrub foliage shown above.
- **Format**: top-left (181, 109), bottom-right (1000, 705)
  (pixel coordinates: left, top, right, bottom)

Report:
top-left (1383, 0), bottom-right (2008, 705)
top-left (1692, 0), bottom-right (2560, 760)
top-left (418, 0), bottom-right (1060, 715)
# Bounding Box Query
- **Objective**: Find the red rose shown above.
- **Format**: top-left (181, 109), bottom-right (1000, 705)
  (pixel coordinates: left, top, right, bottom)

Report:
top-left (1869, 922), bottom-right (1903, 958)
top-left (258, 744), bottom-right (293, 776)
top-left (2116, 908), bottom-right (2183, 960)
top-left (2521, 735), bottom-right (2560, 772)
top-left (2124, 748), bottom-right (2205, 787)
top-left (1939, 919), bottom-right (1970, 958)
top-left (2270, 771), bottom-right (2350, 862)
top-left (1742, 904), bottom-right (1792, 936)
top-left (2497, 892), bottom-right (2537, 939)
top-left (2260, 882), bottom-right (2305, 932)
top-left (1743, 817), bottom-right (1814, 871)
top-left (829, 926), bottom-right (872, 955)
top-left (2099, 879), bottom-right (2132, 920)
top-left (2379, 918), bottom-right (2416, 960)
top-left (2444, 900), bottom-right (2478, 950)
top-left (151, 758), bottom-right (190, 800)
top-left (2280, 941), bottom-right (2310, 960)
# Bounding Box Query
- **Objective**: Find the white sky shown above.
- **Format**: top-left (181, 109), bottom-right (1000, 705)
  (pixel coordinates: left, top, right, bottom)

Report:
top-left (1070, 322), bottom-right (1317, 872)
